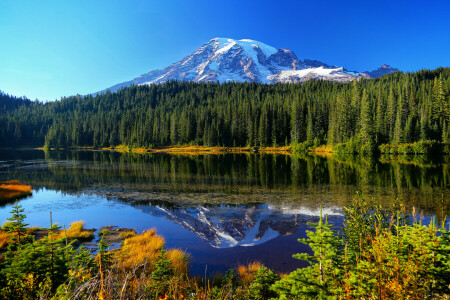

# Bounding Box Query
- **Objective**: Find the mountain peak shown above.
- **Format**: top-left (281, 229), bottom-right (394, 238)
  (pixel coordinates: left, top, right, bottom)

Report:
top-left (208, 37), bottom-right (279, 59)
top-left (100, 38), bottom-right (399, 93)
top-left (361, 64), bottom-right (399, 78)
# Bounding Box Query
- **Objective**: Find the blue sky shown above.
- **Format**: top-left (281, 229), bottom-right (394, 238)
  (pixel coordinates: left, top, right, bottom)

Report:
top-left (1, 0), bottom-right (449, 101)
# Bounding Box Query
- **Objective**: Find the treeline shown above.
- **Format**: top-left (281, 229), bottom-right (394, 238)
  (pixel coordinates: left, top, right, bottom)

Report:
top-left (1, 67), bottom-right (449, 150)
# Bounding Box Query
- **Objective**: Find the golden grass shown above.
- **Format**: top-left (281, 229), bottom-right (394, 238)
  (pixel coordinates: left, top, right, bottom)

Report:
top-left (119, 231), bottom-right (137, 239)
top-left (167, 249), bottom-right (189, 275)
top-left (0, 180), bottom-right (32, 202)
top-left (0, 231), bottom-right (12, 249)
top-left (237, 262), bottom-right (263, 285)
top-left (311, 145), bottom-right (333, 153)
top-left (57, 221), bottom-right (94, 241)
top-left (116, 229), bottom-right (165, 269)
top-left (259, 145), bottom-right (292, 153)
top-left (136, 145), bottom-right (293, 156)
top-left (39, 144), bottom-right (299, 156)
top-left (115, 229), bottom-right (189, 275)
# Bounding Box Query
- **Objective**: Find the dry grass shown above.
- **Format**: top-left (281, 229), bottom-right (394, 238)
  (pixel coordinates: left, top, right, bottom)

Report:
top-left (118, 231), bottom-right (137, 239)
top-left (259, 146), bottom-right (292, 153)
top-left (311, 145), bottom-right (334, 153)
top-left (139, 145), bottom-right (294, 156)
top-left (114, 229), bottom-right (189, 275)
top-left (167, 249), bottom-right (189, 275)
top-left (0, 180), bottom-right (32, 202)
top-left (0, 231), bottom-right (12, 249)
top-left (57, 221), bottom-right (94, 241)
top-left (237, 262), bottom-right (263, 285)
top-left (115, 229), bottom-right (165, 269)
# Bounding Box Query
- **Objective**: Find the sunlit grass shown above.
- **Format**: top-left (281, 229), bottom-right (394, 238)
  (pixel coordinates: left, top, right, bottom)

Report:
top-left (167, 248), bottom-right (189, 275)
top-left (114, 229), bottom-right (189, 275)
top-left (0, 180), bottom-right (32, 202)
top-left (237, 261), bottom-right (262, 285)
top-left (116, 229), bottom-right (165, 269)
top-left (0, 231), bottom-right (12, 249)
top-left (57, 221), bottom-right (94, 241)
top-left (118, 231), bottom-right (137, 239)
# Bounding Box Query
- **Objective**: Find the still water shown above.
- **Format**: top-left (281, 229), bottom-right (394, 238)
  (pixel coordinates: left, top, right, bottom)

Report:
top-left (0, 150), bottom-right (448, 275)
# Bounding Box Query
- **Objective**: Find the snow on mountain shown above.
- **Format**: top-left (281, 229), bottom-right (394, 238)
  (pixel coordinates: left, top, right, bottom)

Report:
top-left (134, 202), bottom-right (342, 248)
top-left (101, 38), bottom-right (398, 93)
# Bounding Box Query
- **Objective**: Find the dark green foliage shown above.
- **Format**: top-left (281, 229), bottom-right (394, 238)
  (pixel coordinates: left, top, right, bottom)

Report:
top-left (147, 248), bottom-right (174, 297)
top-left (379, 140), bottom-right (447, 154)
top-left (247, 266), bottom-right (280, 299)
top-left (271, 207), bottom-right (343, 298)
top-left (0, 208), bottom-right (77, 299)
top-left (0, 68), bottom-right (449, 151)
top-left (272, 194), bottom-right (450, 299)
top-left (4, 204), bottom-right (29, 250)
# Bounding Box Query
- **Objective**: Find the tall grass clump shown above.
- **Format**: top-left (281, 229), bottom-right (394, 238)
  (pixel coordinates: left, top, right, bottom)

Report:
top-left (115, 229), bottom-right (165, 269)
top-left (57, 221), bottom-right (94, 241)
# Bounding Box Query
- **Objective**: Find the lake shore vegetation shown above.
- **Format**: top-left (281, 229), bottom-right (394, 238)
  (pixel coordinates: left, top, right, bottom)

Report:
top-left (0, 194), bottom-right (448, 299)
top-left (0, 181), bottom-right (32, 203)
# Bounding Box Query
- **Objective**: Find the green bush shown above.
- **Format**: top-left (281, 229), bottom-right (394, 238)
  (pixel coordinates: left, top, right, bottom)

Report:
top-left (291, 141), bottom-right (313, 152)
top-left (412, 140), bottom-right (437, 154)
top-left (272, 194), bottom-right (450, 299)
top-left (397, 143), bottom-right (414, 154)
top-left (380, 140), bottom-right (443, 155)
top-left (379, 143), bottom-right (395, 154)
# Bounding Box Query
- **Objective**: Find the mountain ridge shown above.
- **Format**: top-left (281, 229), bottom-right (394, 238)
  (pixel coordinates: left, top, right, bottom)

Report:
top-left (101, 37), bottom-right (398, 93)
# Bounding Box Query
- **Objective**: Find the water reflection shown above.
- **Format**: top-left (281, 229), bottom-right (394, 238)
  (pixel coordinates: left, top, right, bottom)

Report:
top-left (132, 201), bottom-right (341, 248)
top-left (0, 149), bottom-right (448, 274)
top-left (0, 150), bottom-right (448, 219)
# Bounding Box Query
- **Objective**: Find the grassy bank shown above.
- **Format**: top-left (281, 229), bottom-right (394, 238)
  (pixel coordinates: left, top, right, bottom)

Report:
top-left (0, 180), bottom-right (32, 203)
top-left (38, 144), bottom-right (293, 155)
top-left (36, 139), bottom-right (450, 157)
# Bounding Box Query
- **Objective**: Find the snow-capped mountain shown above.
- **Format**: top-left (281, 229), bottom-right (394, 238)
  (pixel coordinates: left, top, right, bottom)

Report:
top-left (103, 38), bottom-right (398, 93)
top-left (133, 202), bottom-right (342, 248)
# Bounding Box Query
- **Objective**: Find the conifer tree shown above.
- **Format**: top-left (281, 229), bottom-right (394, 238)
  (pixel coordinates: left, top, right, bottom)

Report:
top-left (5, 204), bottom-right (29, 250)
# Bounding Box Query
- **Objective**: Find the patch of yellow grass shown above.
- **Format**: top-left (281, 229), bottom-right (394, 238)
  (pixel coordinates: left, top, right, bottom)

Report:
top-left (116, 229), bottom-right (165, 269)
top-left (311, 145), bottom-right (333, 153)
top-left (119, 231), bottom-right (137, 239)
top-left (167, 249), bottom-right (189, 275)
top-left (259, 146), bottom-right (293, 153)
top-left (57, 221), bottom-right (94, 240)
top-left (132, 148), bottom-right (152, 153)
top-left (0, 231), bottom-right (12, 249)
top-left (115, 229), bottom-right (189, 274)
top-left (113, 145), bottom-right (131, 152)
top-left (237, 262), bottom-right (263, 285)
top-left (0, 180), bottom-right (32, 202)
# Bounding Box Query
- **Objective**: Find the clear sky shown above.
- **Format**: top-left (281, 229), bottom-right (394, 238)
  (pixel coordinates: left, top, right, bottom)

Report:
top-left (1, 0), bottom-right (449, 101)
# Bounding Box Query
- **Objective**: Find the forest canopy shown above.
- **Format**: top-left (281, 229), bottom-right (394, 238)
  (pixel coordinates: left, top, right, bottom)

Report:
top-left (1, 67), bottom-right (449, 151)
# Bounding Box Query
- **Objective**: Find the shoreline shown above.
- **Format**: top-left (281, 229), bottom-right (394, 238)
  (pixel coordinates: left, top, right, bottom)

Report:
top-left (36, 145), bottom-right (294, 155)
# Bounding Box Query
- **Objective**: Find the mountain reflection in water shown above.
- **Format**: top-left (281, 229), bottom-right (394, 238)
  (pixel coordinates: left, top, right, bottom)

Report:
top-left (0, 149), bottom-right (448, 274)
top-left (133, 201), bottom-right (341, 248)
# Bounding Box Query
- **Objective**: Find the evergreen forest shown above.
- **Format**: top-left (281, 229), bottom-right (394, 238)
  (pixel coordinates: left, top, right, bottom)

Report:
top-left (1, 68), bottom-right (449, 153)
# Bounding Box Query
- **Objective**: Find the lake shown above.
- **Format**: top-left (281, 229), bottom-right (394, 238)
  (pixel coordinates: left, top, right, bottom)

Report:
top-left (0, 149), bottom-right (448, 275)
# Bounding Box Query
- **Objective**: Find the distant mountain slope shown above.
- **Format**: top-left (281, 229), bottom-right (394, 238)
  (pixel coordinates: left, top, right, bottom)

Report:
top-left (102, 38), bottom-right (398, 93)
top-left (360, 64), bottom-right (399, 78)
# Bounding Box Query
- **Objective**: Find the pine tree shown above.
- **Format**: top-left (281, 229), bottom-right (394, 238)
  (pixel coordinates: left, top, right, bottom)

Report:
top-left (387, 87), bottom-right (396, 141)
top-left (5, 204), bottom-right (29, 250)
top-left (272, 206), bottom-right (343, 298)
